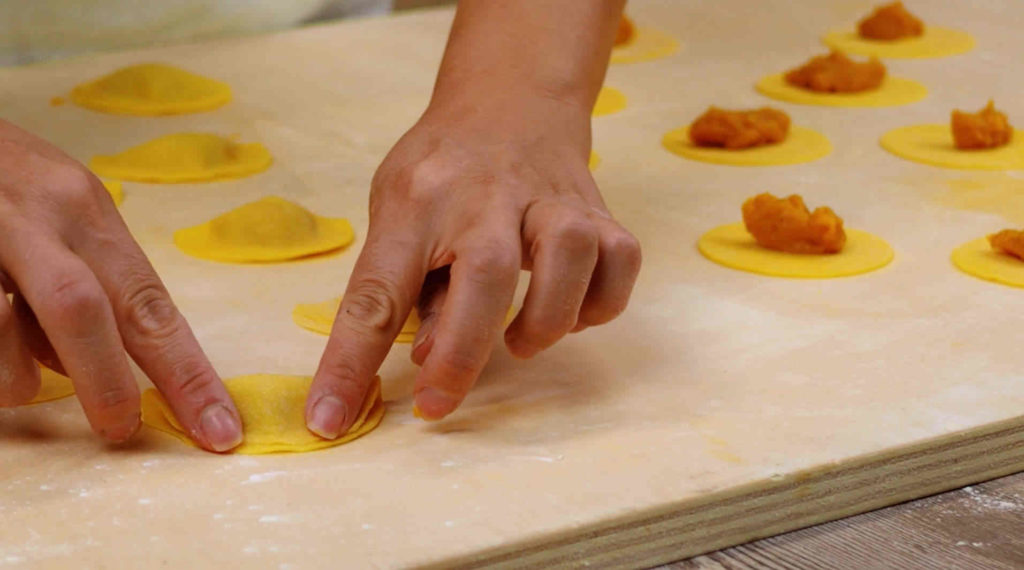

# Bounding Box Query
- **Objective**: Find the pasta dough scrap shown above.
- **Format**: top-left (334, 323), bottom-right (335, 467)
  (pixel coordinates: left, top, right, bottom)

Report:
top-left (90, 133), bottom-right (272, 183)
top-left (293, 297), bottom-right (421, 343)
top-left (102, 180), bottom-right (124, 206)
top-left (742, 193), bottom-right (846, 254)
top-left (28, 366), bottom-right (75, 405)
top-left (141, 374), bottom-right (385, 454)
top-left (174, 196), bottom-right (355, 263)
top-left (756, 72), bottom-right (926, 108)
top-left (611, 26), bottom-right (680, 64)
top-left (70, 63), bottom-right (232, 116)
top-left (689, 107), bottom-right (790, 150)
top-left (858, 2), bottom-right (923, 40)
top-left (952, 101), bottom-right (1012, 150)
top-left (593, 87), bottom-right (627, 117)
top-left (699, 223), bottom-right (893, 279)
top-left (662, 125), bottom-right (831, 167)
top-left (952, 236), bottom-right (1024, 288)
top-left (784, 51), bottom-right (886, 93)
top-left (880, 124), bottom-right (1024, 170)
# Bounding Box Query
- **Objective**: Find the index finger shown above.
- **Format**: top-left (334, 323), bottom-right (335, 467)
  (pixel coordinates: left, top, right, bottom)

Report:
top-left (306, 229), bottom-right (427, 439)
top-left (74, 223), bottom-right (242, 452)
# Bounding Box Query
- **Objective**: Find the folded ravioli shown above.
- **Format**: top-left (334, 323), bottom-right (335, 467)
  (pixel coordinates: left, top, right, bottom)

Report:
top-left (90, 133), bottom-right (272, 183)
top-left (174, 196), bottom-right (355, 263)
top-left (71, 63), bottom-right (232, 115)
top-left (28, 365), bottom-right (76, 405)
top-left (293, 296), bottom-right (421, 343)
top-left (141, 374), bottom-right (385, 454)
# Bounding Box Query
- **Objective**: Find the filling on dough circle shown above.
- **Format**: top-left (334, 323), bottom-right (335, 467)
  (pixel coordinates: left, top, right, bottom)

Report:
top-left (880, 125), bottom-right (1024, 170)
top-left (174, 196), bottom-right (355, 263)
top-left (662, 125), bottom-right (831, 166)
top-left (90, 133), bottom-right (272, 183)
top-left (952, 231), bottom-right (1024, 288)
top-left (611, 26), bottom-right (680, 64)
top-left (698, 222), bottom-right (893, 278)
top-left (141, 374), bottom-right (386, 454)
top-left (70, 63), bottom-right (232, 116)
top-left (823, 26), bottom-right (975, 59)
top-left (756, 73), bottom-right (926, 107)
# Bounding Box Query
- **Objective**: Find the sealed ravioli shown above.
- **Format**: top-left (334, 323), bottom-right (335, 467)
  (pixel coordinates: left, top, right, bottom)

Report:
top-left (71, 63), bottom-right (232, 115)
top-left (141, 374), bottom-right (385, 454)
top-left (90, 133), bottom-right (272, 183)
top-left (174, 196), bottom-right (355, 263)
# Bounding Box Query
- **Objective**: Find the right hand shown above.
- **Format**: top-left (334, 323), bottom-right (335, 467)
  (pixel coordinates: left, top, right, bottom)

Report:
top-left (0, 119), bottom-right (242, 452)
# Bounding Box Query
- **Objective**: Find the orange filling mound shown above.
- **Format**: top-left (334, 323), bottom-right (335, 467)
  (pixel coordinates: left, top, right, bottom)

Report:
top-left (784, 51), bottom-right (886, 93)
top-left (615, 16), bottom-right (636, 46)
top-left (742, 193), bottom-right (846, 254)
top-left (951, 101), bottom-right (1013, 150)
top-left (988, 229), bottom-right (1024, 260)
top-left (689, 107), bottom-right (791, 150)
top-left (858, 2), bottom-right (925, 40)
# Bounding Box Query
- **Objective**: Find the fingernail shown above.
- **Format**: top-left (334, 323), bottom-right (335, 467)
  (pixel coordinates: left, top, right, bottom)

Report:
top-left (414, 387), bottom-right (457, 421)
top-left (103, 413), bottom-right (141, 443)
top-left (200, 404), bottom-right (243, 452)
top-left (308, 396), bottom-right (347, 440)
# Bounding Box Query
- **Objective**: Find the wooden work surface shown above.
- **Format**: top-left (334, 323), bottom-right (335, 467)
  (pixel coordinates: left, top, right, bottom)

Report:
top-left (2, 1), bottom-right (1023, 568)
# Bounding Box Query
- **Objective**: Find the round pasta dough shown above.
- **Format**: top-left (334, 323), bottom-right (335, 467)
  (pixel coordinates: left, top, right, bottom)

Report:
top-left (174, 196), bottom-right (355, 263)
top-left (698, 222), bottom-right (894, 278)
top-left (71, 63), bottom-right (232, 116)
top-left (822, 26), bottom-right (975, 59)
top-left (880, 124), bottom-right (1024, 170)
top-left (589, 151), bottom-right (601, 170)
top-left (90, 133), bottom-right (272, 183)
top-left (662, 126), bottom-right (831, 167)
top-left (611, 27), bottom-right (680, 64)
top-left (952, 236), bottom-right (1024, 288)
top-left (293, 297), bottom-right (421, 343)
top-left (141, 374), bottom-right (385, 454)
top-left (593, 87), bottom-right (627, 117)
top-left (755, 73), bottom-right (927, 107)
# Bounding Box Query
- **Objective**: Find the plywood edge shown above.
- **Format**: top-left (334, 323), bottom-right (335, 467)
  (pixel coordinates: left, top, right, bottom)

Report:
top-left (419, 414), bottom-right (1024, 569)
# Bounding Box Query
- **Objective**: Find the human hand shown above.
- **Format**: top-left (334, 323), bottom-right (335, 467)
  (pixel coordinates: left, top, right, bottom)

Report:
top-left (0, 120), bottom-right (241, 451)
top-left (305, 89), bottom-right (641, 437)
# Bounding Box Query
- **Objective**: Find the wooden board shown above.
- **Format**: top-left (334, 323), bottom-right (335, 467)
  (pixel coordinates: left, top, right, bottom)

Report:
top-left (2, 1), bottom-right (1024, 568)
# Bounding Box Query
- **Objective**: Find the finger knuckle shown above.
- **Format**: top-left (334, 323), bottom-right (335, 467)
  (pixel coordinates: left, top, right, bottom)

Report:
top-left (50, 165), bottom-right (103, 211)
top-left (170, 361), bottom-right (219, 399)
top-left (438, 350), bottom-right (484, 384)
top-left (462, 242), bottom-right (519, 285)
top-left (342, 276), bottom-right (403, 333)
top-left (549, 216), bottom-right (599, 254)
top-left (48, 274), bottom-right (105, 327)
top-left (120, 274), bottom-right (180, 342)
top-left (606, 228), bottom-right (643, 275)
top-left (383, 157), bottom-right (457, 206)
top-left (95, 385), bottom-right (135, 411)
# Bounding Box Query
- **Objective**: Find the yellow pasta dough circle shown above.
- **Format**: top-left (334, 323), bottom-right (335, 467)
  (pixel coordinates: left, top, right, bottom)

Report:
top-left (293, 297), bottom-right (421, 343)
top-left (141, 374), bottom-right (385, 454)
top-left (698, 222), bottom-right (894, 278)
top-left (91, 133), bottom-right (272, 183)
top-left (27, 366), bottom-right (76, 405)
top-left (755, 73), bottom-right (927, 108)
top-left (661, 126), bottom-right (832, 167)
top-left (589, 151), bottom-right (601, 170)
top-left (71, 63), bottom-right (232, 116)
top-left (611, 27), bottom-right (680, 64)
top-left (880, 124), bottom-right (1024, 171)
top-left (174, 196), bottom-right (355, 263)
top-left (822, 26), bottom-right (975, 59)
top-left (593, 87), bottom-right (627, 117)
top-left (952, 236), bottom-right (1024, 288)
